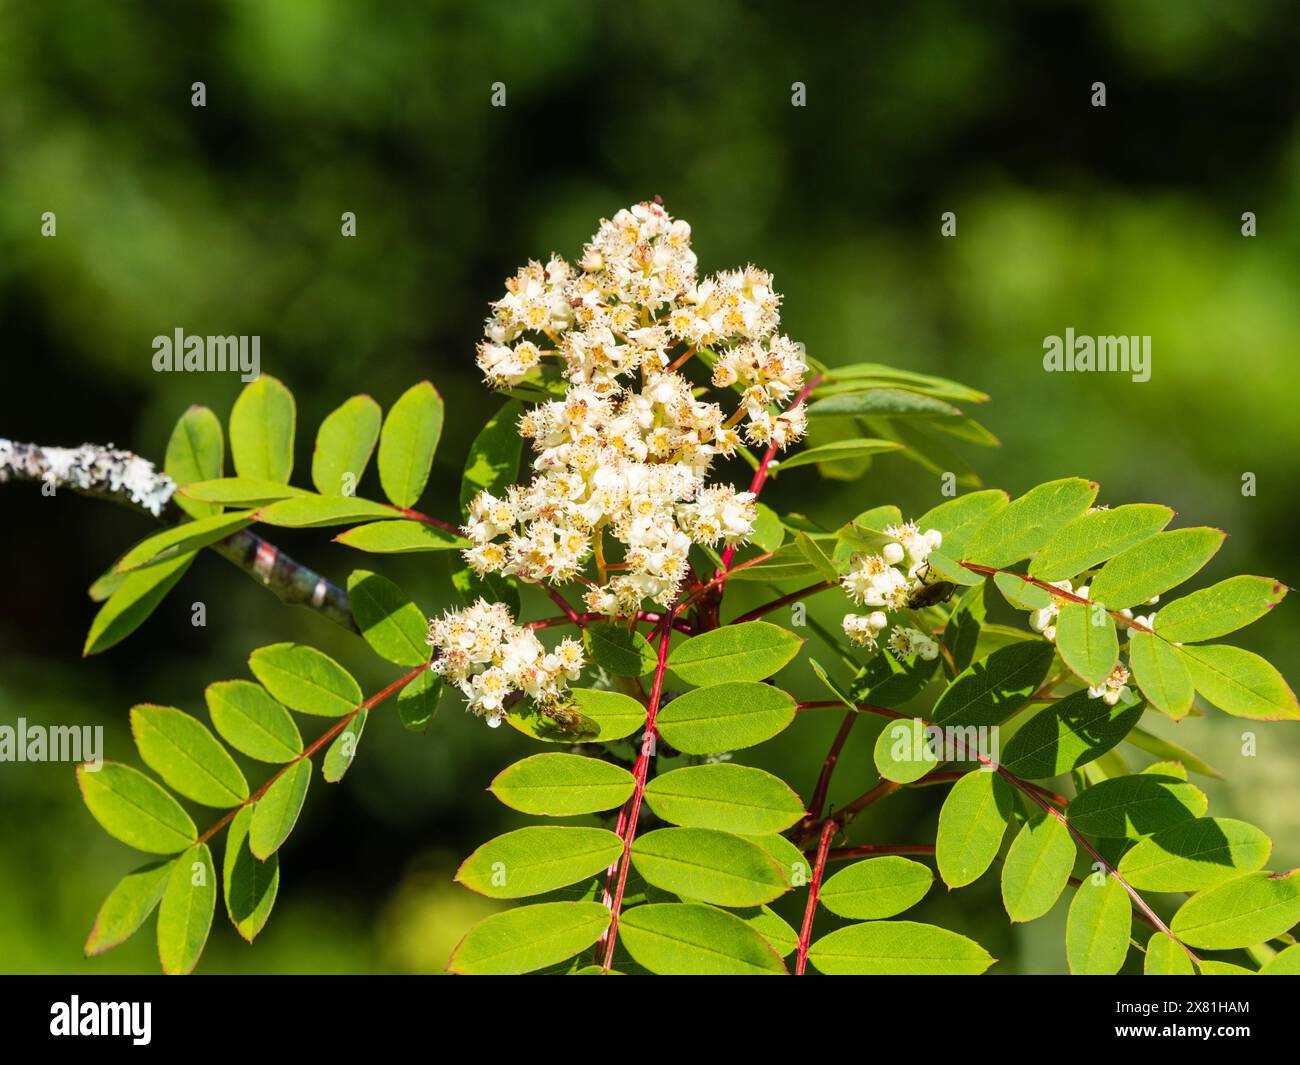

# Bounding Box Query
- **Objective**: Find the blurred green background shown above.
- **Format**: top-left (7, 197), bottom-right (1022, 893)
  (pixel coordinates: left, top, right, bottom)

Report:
top-left (2, 0), bottom-right (1298, 974)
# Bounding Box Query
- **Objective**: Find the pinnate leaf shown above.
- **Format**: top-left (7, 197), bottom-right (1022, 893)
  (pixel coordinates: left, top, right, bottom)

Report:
top-left (378, 381), bottom-right (444, 508)
top-left (229, 374), bottom-right (295, 484)
top-left (157, 842), bottom-right (216, 975)
top-left (667, 622), bottom-right (803, 686)
top-left (448, 902), bottom-right (611, 975)
top-left (78, 762), bottom-right (196, 854)
top-left (130, 704), bottom-right (249, 807)
top-left (249, 643), bottom-right (362, 717)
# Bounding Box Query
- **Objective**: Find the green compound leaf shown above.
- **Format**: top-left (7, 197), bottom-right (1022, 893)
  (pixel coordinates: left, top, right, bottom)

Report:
top-left (114, 511), bottom-right (256, 573)
top-left (180, 477), bottom-right (309, 506)
top-left (642, 764), bottom-right (805, 834)
top-left (960, 478), bottom-right (1098, 568)
top-left (489, 753), bottom-right (635, 816)
top-left (78, 762), bottom-right (196, 854)
top-left (936, 770), bottom-right (1014, 888)
top-left (808, 388), bottom-right (962, 419)
top-left (311, 393), bottom-right (382, 496)
top-left (631, 827), bottom-right (790, 907)
top-left (456, 826), bottom-right (624, 899)
top-left (809, 920), bottom-right (995, 975)
top-left (930, 641), bottom-right (1055, 729)
top-left (1000, 689), bottom-right (1144, 780)
top-left (156, 842), bottom-right (217, 975)
top-left (460, 398), bottom-right (524, 514)
top-left (507, 688), bottom-right (646, 743)
top-left (917, 489), bottom-right (1008, 560)
top-left (667, 622), bottom-right (804, 686)
top-left (1053, 602), bottom-right (1118, 687)
top-left (618, 902), bottom-right (787, 975)
top-left (1066, 875), bottom-right (1132, 975)
top-left (1028, 503), bottom-right (1174, 581)
top-left (873, 718), bottom-right (941, 784)
top-left (84, 550), bottom-right (195, 656)
top-left (205, 680), bottom-right (303, 763)
top-left (583, 622), bottom-right (657, 678)
top-left (334, 519), bottom-right (468, 553)
top-left (819, 856), bottom-right (934, 920)
top-left (165, 404), bottom-right (225, 520)
top-left (254, 496), bottom-right (403, 528)
top-left (1144, 931), bottom-right (1195, 975)
top-left (129, 704), bottom-right (248, 807)
top-left (229, 374), bottom-right (296, 484)
top-left (397, 670), bottom-right (443, 732)
top-left (1087, 527), bottom-right (1226, 611)
top-left (249, 759), bottom-right (312, 860)
top-left (1170, 870), bottom-right (1300, 950)
top-left (347, 570), bottom-right (429, 666)
top-left (1000, 814), bottom-right (1075, 923)
top-left (1153, 575), bottom-right (1288, 643)
top-left (822, 362), bottom-right (989, 403)
top-left (1066, 774), bottom-right (1207, 838)
top-left (448, 902), bottom-right (611, 975)
top-left (84, 859), bottom-right (175, 956)
top-left (378, 380), bottom-right (444, 508)
top-left (1129, 632), bottom-right (1195, 719)
top-left (655, 682), bottom-right (796, 754)
top-left (222, 805), bottom-right (279, 943)
top-left (773, 438), bottom-right (903, 473)
top-left (1176, 643), bottom-right (1300, 721)
top-left (322, 707), bottom-right (367, 783)
top-left (249, 643), bottom-right (362, 717)
top-left (1117, 817), bottom-right (1272, 892)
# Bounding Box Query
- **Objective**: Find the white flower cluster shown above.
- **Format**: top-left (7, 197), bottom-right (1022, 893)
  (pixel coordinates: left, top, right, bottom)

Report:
top-left (426, 600), bottom-right (583, 726)
top-left (840, 520), bottom-right (945, 654)
top-left (464, 201), bottom-right (809, 612)
top-left (1089, 664), bottom-right (1134, 706)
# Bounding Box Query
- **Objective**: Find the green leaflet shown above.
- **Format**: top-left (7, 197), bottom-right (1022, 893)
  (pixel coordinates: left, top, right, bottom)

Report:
top-left (180, 477), bottom-right (310, 506)
top-left (1000, 690), bottom-right (1144, 779)
top-left (873, 718), bottom-right (941, 784)
top-left (732, 905), bottom-right (798, 957)
top-left (630, 827), bottom-right (790, 906)
top-left (1087, 527), bottom-right (1226, 610)
top-left (114, 511), bottom-right (256, 573)
top-left (249, 642), bottom-right (362, 716)
top-left (448, 902), bottom-right (611, 975)
top-left (808, 920), bottom-right (995, 975)
top-left (206, 680), bottom-right (303, 762)
top-left (507, 687), bottom-right (645, 743)
top-left (1176, 643), bottom-right (1300, 721)
top-left (941, 583), bottom-right (985, 674)
top-left (993, 571), bottom-right (1052, 610)
top-left (936, 770), bottom-right (1014, 888)
top-left (1066, 774), bottom-right (1207, 838)
top-left (1066, 875), bottom-right (1131, 975)
top-left (1170, 870), bottom-right (1300, 950)
top-left (821, 362), bottom-right (989, 403)
top-left (618, 903), bottom-right (786, 975)
top-left (1143, 931), bottom-right (1195, 975)
top-left (667, 622), bottom-right (804, 686)
top-left (1259, 943), bottom-right (1300, 974)
top-left (78, 762), bottom-right (196, 854)
top-left (960, 478), bottom-right (1098, 568)
top-left (460, 398), bottom-right (523, 514)
top-left (1128, 632), bottom-right (1195, 719)
top-left (1117, 817), bottom-right (1272, 892)
top-left (1000, 814), bottom-right (1075, 922)
top-left (165, 404), bottom-right (225, 519)
top-left (334, 519), bottom-right (467, 553)
top-left (641, 764), bottom-right (805, 834)
top-left (489, 753), bottom-right (635, 816)
top-left (311, 394), bottom-right (382, 496)
top-left (807, 388), bottom-right (962, 419)
top-left (130, 704), bottom-right (248, 807)
top-left (84, 550), bottom-right (195, 655)
top-left (930, 641), bottom-right (1055, 729)
top-left (796, 532), bottom-right (840, 583)
top-left (1053, 602), bottom-right (1118, 687)
top-left (819, 856), bottom-right (933, 920)
top-left (747, 832), bottom-right (813, 886)
top-left (456, 826), bottom-right (624, 899)
top-left (1028, 503), bottom-right (1174, 581)
top-left (583, 622), bottom-right (657, 677)
top-left (654, 682), bottom-right (796, 754)
top-left (772, 438), bottom-right (903, 473)
top-left (229, 375), bottom-right (296, 484)
top-left (1196, 960), bottom-right (1255, 975)
top-left (323, 707), bottom-right (367, 782)
top-left (249, 759), bottom-right (312, 859)
top-left (397, 670), bottom-right (443, 732)
top-left (917, 490), bottom-right (1008, 559)
top-left (347, 570), bottom-right (429, 666)
top-left (378, 380), bottom-right (444, 508)
top-left (84, 859), bottom-right (175, 956)
top-left (254, 496), bottom-right (403, 528)
top-left (852, 647), bottom-right (941, 707)
top-left (223, 806), bottom-right (279, 942)
top-left (1153, 575), bottom-right (1288, 643)
top-left (157, 842), bottom-right (217, 975)
top-left (748, 503), bottom-right (785, 553)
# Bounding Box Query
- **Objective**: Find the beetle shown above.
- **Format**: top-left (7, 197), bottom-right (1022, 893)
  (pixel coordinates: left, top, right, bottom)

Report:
top-left (906, 561), bottom-right (957, 609)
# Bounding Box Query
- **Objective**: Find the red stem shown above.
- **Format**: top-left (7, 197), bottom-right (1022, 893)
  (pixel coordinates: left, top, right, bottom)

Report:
top-left (730, 580), bottom-right (836, 625)
top-left (826, 844), bottom-right (935, 861)
top-left (803, 711), bottom-right (858, 829)
top-left (795, 818), bottom-right (836, 975)
top-left (959, 562), bottom-right (1155, 635)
